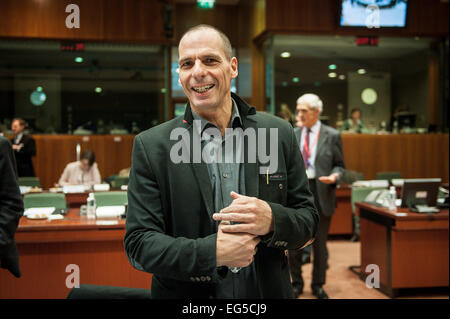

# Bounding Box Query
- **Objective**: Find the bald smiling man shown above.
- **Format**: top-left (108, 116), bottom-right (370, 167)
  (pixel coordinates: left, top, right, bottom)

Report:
top-left (124, 24), bottom-right (318, 299)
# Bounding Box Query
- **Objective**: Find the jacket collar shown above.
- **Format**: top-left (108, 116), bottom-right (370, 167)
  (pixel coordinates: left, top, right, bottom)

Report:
top-left (183, 92), bottom-right (256, 125)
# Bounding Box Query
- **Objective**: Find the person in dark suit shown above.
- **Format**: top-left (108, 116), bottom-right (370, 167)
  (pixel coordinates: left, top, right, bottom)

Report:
top-left (124, 24), bottom-right (318, 299)
top-left (0, 136), bottom-right (24, 278)
top-left (288, 93), bottom-right (345, 299)
top-left (10, 118), bottom-right (36, 177)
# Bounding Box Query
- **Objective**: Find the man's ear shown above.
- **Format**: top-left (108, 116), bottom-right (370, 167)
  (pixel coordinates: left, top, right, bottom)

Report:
top-left (230, 57), bottom-right (238, 79)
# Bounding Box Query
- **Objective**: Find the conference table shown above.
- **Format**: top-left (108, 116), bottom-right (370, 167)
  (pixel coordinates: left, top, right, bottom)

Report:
top-left (356, 202), bottom-right (449, 297)
top-left (0, 206), bottom-right (152, 299)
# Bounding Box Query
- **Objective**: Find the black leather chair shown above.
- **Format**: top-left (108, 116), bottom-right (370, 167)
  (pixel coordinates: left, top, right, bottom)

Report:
top-left (67, 284), bottom-right (151, 299)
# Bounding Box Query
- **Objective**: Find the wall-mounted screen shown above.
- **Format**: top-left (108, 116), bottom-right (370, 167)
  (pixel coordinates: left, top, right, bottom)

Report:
top-left (339, 0), bottom-right (408, 28)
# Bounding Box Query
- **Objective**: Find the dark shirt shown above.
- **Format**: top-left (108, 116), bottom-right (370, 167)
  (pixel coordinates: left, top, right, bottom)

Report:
top-left (191, 98), bottom-right (260, 298)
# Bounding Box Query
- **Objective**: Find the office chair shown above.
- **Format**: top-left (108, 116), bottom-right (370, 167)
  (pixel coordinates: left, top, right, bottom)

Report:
top-left (66, 284), bottom-right (151, 299)
top-left (106, 175), bottom-right (129, 189)
top-left (18, 177), bottom-right (41, 188)
top-left (94, 191), bottom-right (127, 207)
top-left (341, 170), bottom-right (365, 185)
top-left (23, 193), bottom-right (67, 210)
top-left (348, 185), bottom-right (387, 275)
top-left (375, 171), bottom-right (402, 182)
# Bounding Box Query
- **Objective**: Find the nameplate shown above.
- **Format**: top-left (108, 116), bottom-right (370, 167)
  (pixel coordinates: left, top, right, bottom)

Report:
top-left (95, 220), bottom-right (119, 225)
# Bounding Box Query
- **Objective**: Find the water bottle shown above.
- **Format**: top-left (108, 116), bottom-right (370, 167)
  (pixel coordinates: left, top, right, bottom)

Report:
top-left (87, 193), bottom-right (96, 219)
top-left (388, 186), bottom-right (397, 211)
top-left (392, 121), bottom-right (399, 134)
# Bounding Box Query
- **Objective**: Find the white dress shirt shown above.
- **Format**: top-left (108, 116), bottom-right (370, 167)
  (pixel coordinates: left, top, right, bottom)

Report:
top-left (300, 120), bottom-right (321, 179)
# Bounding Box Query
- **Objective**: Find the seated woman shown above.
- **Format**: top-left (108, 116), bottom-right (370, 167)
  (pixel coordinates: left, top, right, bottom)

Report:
top-left (340, 108), bottom-right (366, 133)
top-left (58, 150), bottom-right (101, 186)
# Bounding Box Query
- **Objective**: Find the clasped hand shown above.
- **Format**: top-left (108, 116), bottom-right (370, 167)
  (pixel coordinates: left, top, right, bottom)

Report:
top-left (214, 192), bottom-right (273, 268)
top-left (213, 191), bottom-right (274, 236)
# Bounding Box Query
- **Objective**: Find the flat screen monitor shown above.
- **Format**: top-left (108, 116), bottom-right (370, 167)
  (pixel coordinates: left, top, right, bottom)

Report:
top-left (339, 0), bottom-right (408, 28)
top-left (397, 112), bottom-right (416, 129)
top-left (400, 178), bottom-right (441, 208)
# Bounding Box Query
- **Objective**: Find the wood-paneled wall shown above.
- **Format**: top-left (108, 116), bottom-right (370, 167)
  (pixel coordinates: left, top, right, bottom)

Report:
top-left (266, 0), bottom-right (449, 37)
top-left (29, 133), bottom-right (449, 189)
top-left (174, 3), bottom-right (239, 46)
top-left (31, 135), bottom-right (135, 189)
top-left (0, 0), bottom-right (171, 43)
top-left (342, 133), bottom-right (449, 182)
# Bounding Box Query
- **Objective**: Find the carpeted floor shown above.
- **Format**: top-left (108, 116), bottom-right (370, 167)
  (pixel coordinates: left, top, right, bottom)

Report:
top-left (294, 239), bottom-right (449, 299)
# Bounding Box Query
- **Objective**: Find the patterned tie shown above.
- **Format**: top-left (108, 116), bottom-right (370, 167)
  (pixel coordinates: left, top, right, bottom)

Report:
top-left (302, 128), bottom-right (311, 168)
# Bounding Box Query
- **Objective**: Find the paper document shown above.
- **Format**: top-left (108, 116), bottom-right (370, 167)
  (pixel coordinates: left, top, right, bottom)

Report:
top-left (24, 207), bottom-right (56, 217)
top-left (48, 214), bottom-right (64, 220)
top-left (93, 184), bottom-right (110, 191)
top-left (352, 180), bottom-right (389, 188)
top-left (63, 185), bottom-right (88, 193)
top-left (394, 212), bottom-right (408, 217)
top-left (96, 205), bottom-right (125, 218)
top-left (19, 186), bottom-right (32, 194)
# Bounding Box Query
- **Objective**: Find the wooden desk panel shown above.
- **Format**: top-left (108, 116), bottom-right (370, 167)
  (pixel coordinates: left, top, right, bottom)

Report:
top-left (28, 133), bottom-right (448, 189)
top-left (329, 186), bottom-right (352, 235)
top-left (391, 229), bottom-right (449, 288)
top-left (342, 134), bottom-right (449, 182)
top-left (357, 202), bottom-right (449, 297)
top-left (0, 209), bottom-right (151, 299)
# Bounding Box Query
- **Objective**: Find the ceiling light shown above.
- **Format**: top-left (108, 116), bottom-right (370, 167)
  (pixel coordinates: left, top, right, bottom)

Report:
top-left (328, 64), bottom-right (337, 70)
top-left (338, 74), bottom-right (346, 80)
top-left (357, 68), bottom-right (366, 74)
top-left (95, 87), bottom-right (102, 93)
top-left (282, 81), bottom-right (288, 87)
top-left (74, 57), bottom-right (83, 63)
top-left (36, 86), bottom-right (43, 92)
top-left (280, 52), bottom-right (291, 58)
top-left (292, 77), bottom-right (299, 83)
top-left (197, 0), bottom-right (215, 9)
top-left (328, 72), bottom-right (337, 78)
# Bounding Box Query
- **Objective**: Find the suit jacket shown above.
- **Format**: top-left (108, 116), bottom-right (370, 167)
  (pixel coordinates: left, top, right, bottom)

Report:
top-left (11, 134), bottom-right (36, 177)
top-left (0, 136), bottom-right (24, 278)
top-left (294, 124), bottom-right (345, 216)
top-left (124, 93), bottom-right (319, 299)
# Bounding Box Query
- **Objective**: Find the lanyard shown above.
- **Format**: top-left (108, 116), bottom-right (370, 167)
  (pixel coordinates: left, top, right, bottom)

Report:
top-left (303, 127), bottom-right (320, 159)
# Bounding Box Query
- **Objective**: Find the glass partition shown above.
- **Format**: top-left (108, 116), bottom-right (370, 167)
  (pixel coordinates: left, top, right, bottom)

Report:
top-left (265, 34), bottom-right (448, 133)
top-left (0, 39), bottom-right (167, 135)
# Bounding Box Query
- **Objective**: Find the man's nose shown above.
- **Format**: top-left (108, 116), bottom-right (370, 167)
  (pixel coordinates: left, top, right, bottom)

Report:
top-left (192, 60), bottom-right (206, 79)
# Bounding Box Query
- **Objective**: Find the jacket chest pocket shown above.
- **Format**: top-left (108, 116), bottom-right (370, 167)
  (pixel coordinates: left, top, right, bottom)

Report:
top-left (259, 172), bottom-right (287, 205)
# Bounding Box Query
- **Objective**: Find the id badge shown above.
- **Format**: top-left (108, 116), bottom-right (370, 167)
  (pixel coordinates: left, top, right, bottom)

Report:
top-left (306, 167), bottom-right (315, 179)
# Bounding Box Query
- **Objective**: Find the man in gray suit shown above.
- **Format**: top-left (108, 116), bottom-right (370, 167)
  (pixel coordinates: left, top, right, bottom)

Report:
top-left (288, 93), bottom-right (345, 299)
